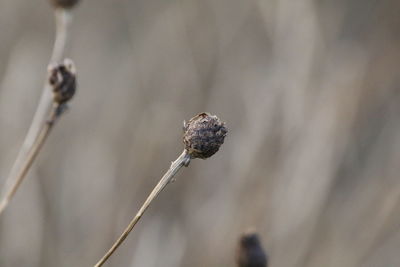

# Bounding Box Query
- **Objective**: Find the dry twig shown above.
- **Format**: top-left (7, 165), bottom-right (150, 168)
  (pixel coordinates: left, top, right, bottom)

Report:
top-left (0, 57), bottom-right (77, 215)
top-left (94, 113), bottom-right (227, 267)
top-left (0, 0), bottom-right (80, 215)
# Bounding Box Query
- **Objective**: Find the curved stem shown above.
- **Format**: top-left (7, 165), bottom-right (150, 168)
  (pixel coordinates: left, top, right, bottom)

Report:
top-left (0, 9), bottom-right (70, 215)
top-left (94, 150), bottom-right (191, 267)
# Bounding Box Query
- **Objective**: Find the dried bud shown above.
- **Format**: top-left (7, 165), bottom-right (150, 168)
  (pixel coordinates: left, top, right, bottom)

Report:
top-left (236, 232), bottom-right (268, 267)
top-left (48, 58), bottom-right (77, 105)
top-left (49, 0), bottom-right (80, 9)
top-left (183, 113), bottom-right (227, 159)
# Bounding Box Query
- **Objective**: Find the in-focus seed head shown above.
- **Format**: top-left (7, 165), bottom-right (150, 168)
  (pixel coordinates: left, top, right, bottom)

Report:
top-left (183, 113), bottom-right (227, 159)
top-left (48, 58), bottom-right (77, 105)
top-left (236, 231), bottom-right (268, 267)
top-left (49, 0), bottom-right (80, 9)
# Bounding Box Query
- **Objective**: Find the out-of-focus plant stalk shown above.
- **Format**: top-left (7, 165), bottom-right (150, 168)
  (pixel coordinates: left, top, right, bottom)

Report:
top-left (0, 10), bottom-right (73, 215)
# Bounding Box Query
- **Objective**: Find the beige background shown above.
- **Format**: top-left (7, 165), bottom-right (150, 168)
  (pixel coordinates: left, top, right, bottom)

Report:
top-left (0, 0), bottom-right (400, 266)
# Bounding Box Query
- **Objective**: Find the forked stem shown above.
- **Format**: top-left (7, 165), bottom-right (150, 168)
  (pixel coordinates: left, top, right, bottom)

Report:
top-left (0, 9), bottom-right (70, 215)
top-left (94, 150), bottom-right (191, 267)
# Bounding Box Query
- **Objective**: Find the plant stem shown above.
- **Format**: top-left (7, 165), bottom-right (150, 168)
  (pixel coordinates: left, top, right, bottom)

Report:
top-left (52, 9), bottom-right (70, 62)
top-left (94, 150), bottom-right (191, 267)
top-left (0, 104), bottom-right (64, 215)
top-left (0, 9), bottom-right (70, 215)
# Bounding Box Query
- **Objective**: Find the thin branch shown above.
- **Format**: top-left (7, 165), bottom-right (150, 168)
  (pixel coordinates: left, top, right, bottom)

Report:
top-left (0, 10), bottom-right (71, 215)
top-left (94, 150), bottom-right (191, 267)
top-left (94, 113), bottom-right (227, 266)
top-left (0, 105), bottom-right (64, 214)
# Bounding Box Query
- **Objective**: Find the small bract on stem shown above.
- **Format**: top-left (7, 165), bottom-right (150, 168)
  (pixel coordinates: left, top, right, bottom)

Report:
top-left (0, 59), bottom-right (77, 216)
top-left (0, 0), bottom-right (79, 216)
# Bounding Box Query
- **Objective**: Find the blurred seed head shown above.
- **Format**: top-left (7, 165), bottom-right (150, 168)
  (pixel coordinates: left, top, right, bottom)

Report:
top-left (236, 231), bottom-right (268, 267)
top-left (48, 58), bottom-right (77, 105)
top-left (49, 0), bottom-right (80, 9)
top-left (183, 112), bottom-right (227, 159)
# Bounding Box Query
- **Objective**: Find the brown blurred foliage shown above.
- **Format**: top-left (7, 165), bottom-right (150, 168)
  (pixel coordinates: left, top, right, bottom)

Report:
top-left (0, 0), bottom-right (400, 266)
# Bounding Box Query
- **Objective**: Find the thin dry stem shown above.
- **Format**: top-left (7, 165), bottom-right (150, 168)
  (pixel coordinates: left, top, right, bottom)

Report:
top-left (94, 150), bottom-right (191, 267)
top-left (0, 105), bottom-right (64, 214)
top-left (0, 9), bottom-right (71, 215)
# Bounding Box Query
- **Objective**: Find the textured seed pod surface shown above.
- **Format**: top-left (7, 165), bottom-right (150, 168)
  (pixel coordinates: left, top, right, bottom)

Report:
top-left (48, 58), bottom-right (77, 105)
top-left (183, 113), bottom-right (227, 159)
top-left (49, 0), bottom-right (80, 9)
top-left (236, 232), bottom-right (268, 267)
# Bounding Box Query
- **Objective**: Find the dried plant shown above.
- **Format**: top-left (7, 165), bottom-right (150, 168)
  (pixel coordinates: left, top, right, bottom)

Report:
top-left (0, 2), bottom-right (79, 215)
top-left (236, 231), bottom-right (268, 267)
top-left (94, 112), bottom-right (227, 267)
top-left (0, 59), bottom-right (77, 215)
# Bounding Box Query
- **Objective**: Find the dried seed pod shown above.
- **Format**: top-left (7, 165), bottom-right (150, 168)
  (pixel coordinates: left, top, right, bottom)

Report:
top-left (49, 0), bottom-right (80, 9)
top-left (183, 112), bottom-right (227, 159)
top-left (236, 232), bottom-right (268, 267)
top-left (48, 58), bottom-right (77, 105)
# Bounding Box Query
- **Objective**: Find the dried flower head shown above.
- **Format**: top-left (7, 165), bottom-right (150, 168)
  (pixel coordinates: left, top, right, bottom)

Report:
top-left (183, 113), bottom-right (227, 159)
top-left (49, 0), bottom-right (80, 9)
top-left (236, 231), bottom-right (268, 267)
top-left (48, 58), bottom-right (77, 105)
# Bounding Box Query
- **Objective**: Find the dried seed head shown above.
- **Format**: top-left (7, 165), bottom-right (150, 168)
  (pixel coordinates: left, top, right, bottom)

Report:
top-left (48, 58), bottom-right (77, 105)
top-left (49, 0), bottom-right (80, 9)
top-left (236, 231), bottom-right (268, 267)
top-left (183, 113), bottom-right (227, 159)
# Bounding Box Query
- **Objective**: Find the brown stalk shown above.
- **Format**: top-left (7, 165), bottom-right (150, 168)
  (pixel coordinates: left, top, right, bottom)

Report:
top-left (94, 112), bottom-right (227, 266)
top-left (0, 105), bottom-right (64, 214)
top-left (94, 150), bottom-right (191, 267)
top-left (0, 10), bottom-right (73, 215)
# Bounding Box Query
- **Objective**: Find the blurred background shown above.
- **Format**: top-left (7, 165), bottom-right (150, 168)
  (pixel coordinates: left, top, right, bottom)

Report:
top-left (0, 0), bottom-right (399, 266)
